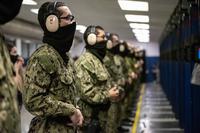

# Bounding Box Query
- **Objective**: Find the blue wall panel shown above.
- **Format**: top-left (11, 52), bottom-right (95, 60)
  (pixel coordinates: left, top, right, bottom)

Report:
top-left (145, 57), bottom-right (159, 82)
top-left (191, 84), bottom-right (200, 133)
top-left (184, 63), bottom-right (192, 133)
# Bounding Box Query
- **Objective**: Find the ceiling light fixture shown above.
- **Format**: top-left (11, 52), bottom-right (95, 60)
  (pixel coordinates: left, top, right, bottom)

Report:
top-left (118, 0), bottom-right (149, 11)
top-left (136, 37), bottom-right (149, 42)
top-left (134, 32), bottom-right (150, 42)
top-left (125, 14), bottom-right (149, 23)
top-left (132, 29), bottom-right (150, 34)
top-left (135, 35), bottom-right (149, 39)
top-left (129, 23), bottom-right (149, 29)
top-left (23, 0), bottom-right (37, 5)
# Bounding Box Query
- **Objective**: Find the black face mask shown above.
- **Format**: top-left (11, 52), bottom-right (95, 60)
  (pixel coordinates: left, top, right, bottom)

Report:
top-left (43, 22), bottom-right (76, 62)
top-left (109, 43), bottom-right (120, 55)
top-left (86, 40), bottom-right (107, 62)
top-left (10, 54), bottom-right (19, 64)
top-left (120, 46), bottom-right (129, 57)
top-left (128, 51), bottom-right (135, 57)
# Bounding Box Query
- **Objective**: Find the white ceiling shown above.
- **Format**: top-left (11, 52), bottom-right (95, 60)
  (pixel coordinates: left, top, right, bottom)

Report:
top-left (16, 0), bottom-right (178, 44)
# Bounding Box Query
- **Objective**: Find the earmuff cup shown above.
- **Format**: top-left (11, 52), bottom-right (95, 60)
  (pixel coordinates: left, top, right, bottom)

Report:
top-left (46, 14), bottom-right (59, 32)
top-left (106, 40), bottom-right (113, 49)
top-left (87, 33), bottom-right (96, 45)
top-left (45, 2), bottom-right (59, 32)
top-left (119, 44), bottom-right (125, 52)
top-left (87, 26), bottom-right (97, 45)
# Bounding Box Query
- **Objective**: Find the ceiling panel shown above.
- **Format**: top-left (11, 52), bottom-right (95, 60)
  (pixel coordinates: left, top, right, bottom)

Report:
top-left (16, 0), bottom-right (178, 44)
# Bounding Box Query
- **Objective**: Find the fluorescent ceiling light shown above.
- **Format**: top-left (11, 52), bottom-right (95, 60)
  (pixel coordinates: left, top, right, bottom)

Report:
top-left (133, 32), bottom-right (149, 36)
top-left (23, 0), bottom-right (37, 5)
top-left (138, 40), bottom-right (149, 43)
top-left (132, 29), bottom-right (150, 34)
top-left (125, 14), bottom-right (149, 23)
top-left (134, 33), bottom-right (150, 42)
top-left (129, 23), bottom-right (149, 29)
top-left (118, 0), bottom-right (149, 11)
top-left (136, 37), bottom-right (149, 42)
top-left (135, 33), bottom-right (150, 42)
top-left (135, 35), bottom-right (149, 39)
top-left (76, 25), bottom-right (87, 33)
top-left (135, 34), bottom-right (149, 39)
top-left (137, 39), bottom-right (149, 43)
top-left (31, 9), bottom-right (39, 14)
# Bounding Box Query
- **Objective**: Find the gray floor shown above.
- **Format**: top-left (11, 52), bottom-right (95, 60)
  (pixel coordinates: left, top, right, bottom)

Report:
top-left (137, 83), bottom-right (184, 133)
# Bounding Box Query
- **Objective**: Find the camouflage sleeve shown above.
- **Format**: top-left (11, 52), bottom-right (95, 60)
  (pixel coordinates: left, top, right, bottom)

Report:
top-left (127, 58), bottom-right (133, 74)
top-left (112, 56), bottom-right (125, 87)
top-left (23, 55), bottom-right (76, 117)
top-left (124, 57), bottom-right (132, 77)
top-left (75, 63), bottom-right (110, 105)
top-left (0, 40), bottom-right (21, 133)
top-left (0, 45), bottom-right (9, 128)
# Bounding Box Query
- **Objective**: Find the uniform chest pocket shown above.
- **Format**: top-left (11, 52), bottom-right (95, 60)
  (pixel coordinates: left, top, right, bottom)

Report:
top-left (59, 69), bottom-right (73, 85)
top-left (50, 69), bottom-right (74, 99)
top-left (96, 73), bottom-right (108, 82)
top-left (95, 68), bottom-right (108, 81)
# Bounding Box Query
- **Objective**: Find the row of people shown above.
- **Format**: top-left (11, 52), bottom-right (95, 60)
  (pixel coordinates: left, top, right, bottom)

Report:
top-left (0, 1), bottom-right (144, 133)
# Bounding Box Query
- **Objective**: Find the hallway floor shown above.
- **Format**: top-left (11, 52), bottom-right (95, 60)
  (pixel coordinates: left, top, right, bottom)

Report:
top-left (135, 83), bottom-right (184, 133)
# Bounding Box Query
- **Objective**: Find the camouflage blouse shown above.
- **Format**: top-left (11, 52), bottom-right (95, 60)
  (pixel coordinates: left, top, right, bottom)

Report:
top-left (23, 44), bottom-right (78, 133)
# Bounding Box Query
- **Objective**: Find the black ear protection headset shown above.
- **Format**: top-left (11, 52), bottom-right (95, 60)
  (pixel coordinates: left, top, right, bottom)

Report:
top-left (45, 1), bottom-right (59, 32)
top-left (85, 25), bottom-right (111, 46)
top-left (86, 26), bottom-right (97, 45)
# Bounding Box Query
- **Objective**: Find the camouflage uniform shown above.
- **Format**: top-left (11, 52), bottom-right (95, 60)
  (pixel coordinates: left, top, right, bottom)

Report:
top-left (104, 51), bottom-right (125, 86)
top-left (113, 54), bottom-right (126, 88)
top-left (124, 56), bottom-right (139, 116)
top-left (23, 44), bottom-right (78, 133)
top-left (103, 51), bottom-right (125, 133)
top-left (119, 55), bottom-right (130, 120)
top-left (0, 35), bottom-right (21, 133)
top-left (74, 50), bottom-right (111, 132)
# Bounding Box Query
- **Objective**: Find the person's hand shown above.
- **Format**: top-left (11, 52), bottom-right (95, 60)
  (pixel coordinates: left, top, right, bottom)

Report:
top-left (17, 56), bottom-right (24, 65)
top-left (14, 62), bottom-right (22, 73)
top-left (70, 109), bottom-right (84, 126)
top-left (108, 86), bottom-right (119, 101)
top-left (14, 56), bottom-right (24, 74)
top-left (134, 62), bottom-right (140, 69)
top-left (76, 109), bottom-right (84, 126)
top-left (131, 72), bottom-right (138, 79)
